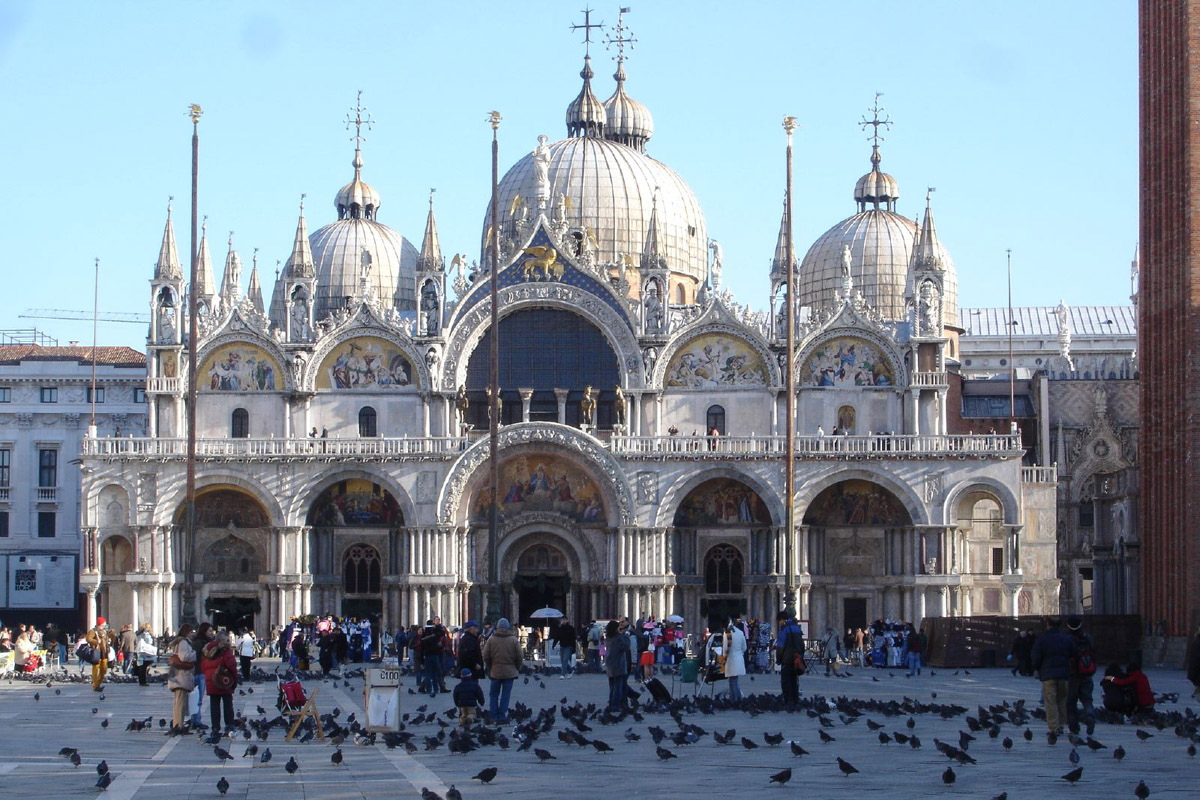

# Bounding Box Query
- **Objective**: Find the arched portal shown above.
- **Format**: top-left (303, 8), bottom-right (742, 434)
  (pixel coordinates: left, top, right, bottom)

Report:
top-left (512, 541), bottom-right (570, 628)
top-left (341, 543), bottom-right (383, 625)
top-left (176, 487), bottom-right (271, 529)
top-left (307, 479), bottom-right (404, 528)
top-left (463, 309), bottom-right (620, 428)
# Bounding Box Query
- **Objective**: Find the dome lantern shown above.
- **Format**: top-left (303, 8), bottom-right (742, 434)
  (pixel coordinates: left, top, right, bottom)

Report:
top-left (566, 56), bottom-right (606, 139)
top-left (602, 9), bottom-right (653, 151)
top-left (335, 91), bottom-right (382, 220)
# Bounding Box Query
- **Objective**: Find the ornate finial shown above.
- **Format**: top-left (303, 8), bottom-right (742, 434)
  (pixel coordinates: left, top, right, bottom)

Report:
top-left (187, 104), bottom-right (203, 124)
top-left (783, 115), bottom-right (797, 140)
top-left (202, 214), bottom-right (208, 232)
top-left (859, 92), bottom-right (892, 149)
top-left (299, 192), bottom-right (306, 213)
top-left (429, 187), bottom-right (436, 208)
top-left (604, 7), bottom-right (636, 66)
top-left (926, 186), bottom-right (936, 207)
top-left (275, 259), bottom-right (281, 280)
top-left (571, 7), bottom-right (604, 57)
top-left (228, 231), bottom-right (234, 248)
top-left (167, 196), bottom-right (174, 214)
top-left (488, 110), bottom-right (502, 131)
top-left (345, 90), bottom-right (374, 151)
top-left (253, 246), bottom-right (259, 267)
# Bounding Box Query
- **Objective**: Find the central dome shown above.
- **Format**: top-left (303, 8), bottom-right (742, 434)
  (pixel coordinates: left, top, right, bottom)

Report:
top-left (486, 136), bottom-right (707, 284)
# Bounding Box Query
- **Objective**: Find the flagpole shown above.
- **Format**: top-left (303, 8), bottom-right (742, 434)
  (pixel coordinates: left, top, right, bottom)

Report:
top-left (783, 115), bottom-right (798, 620)
top-left (182, 104), bottom-right (202, 627)
top-left (486, 110), bottom-right (503, 625)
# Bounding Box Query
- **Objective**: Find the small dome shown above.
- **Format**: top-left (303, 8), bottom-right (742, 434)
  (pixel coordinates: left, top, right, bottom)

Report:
top-left (799, 209), bottom-right (959, 326)
top-left (487, 136), bottom-right (707, 283)
top-left (566, 56), bottom-right (606, 138)
top-left (335, 150), bottom-right (382, 220)
top-left (310, 218), bottom-right (418, 320)
top-left (853, 146), bottom-right (900, 210)
top-left (604, 63), bottom-right (654, 151)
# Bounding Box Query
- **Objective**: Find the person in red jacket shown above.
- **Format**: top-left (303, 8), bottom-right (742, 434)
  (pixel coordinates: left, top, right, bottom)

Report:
top-left (1102, 659), bottom-right (1155, 715)
top-left (201, 632), bottom-right (239, 736)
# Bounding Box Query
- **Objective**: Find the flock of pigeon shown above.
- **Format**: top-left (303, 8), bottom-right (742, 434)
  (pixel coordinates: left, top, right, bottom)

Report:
top-left (16, 665), bottom-right (1200, 798)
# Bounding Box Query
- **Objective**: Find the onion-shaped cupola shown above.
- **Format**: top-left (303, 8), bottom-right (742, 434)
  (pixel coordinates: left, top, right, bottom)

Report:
top-left (566, 56), bottom-right (606, 138)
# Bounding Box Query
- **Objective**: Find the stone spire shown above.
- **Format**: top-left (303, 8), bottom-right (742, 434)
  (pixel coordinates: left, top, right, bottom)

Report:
top-left (154, 200), bottom-right (183, 281)
top-left (418, 191), bottom-right (444, 272)
top-left (769, 199), bottom-right (792, 281)
top-left (913, 188), bottom-right (944, 271)
top-left (246, 251), bottom-right (265, 313)
top-left (284, 197), bottom-right (314, 278)
top-left (220, 232), bottom-right (242, 309)
top-left (640, 190), bottom-right (668, 272)
top-left (192, 219), bottom-right (217, 310)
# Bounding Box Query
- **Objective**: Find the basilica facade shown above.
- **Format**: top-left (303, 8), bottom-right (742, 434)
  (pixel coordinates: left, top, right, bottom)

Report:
top-left (77, 48), bottom-right (1058, 638)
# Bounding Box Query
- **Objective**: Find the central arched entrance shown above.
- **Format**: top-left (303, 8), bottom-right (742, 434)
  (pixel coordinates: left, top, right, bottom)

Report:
top-left (512, 542), bottom-right (571, 627)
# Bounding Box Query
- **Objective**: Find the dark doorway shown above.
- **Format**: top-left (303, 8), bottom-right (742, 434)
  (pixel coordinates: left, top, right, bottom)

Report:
top-left (706, 404), bottom-right (726, 435)
top-left (843, 597), bottom-right (867, 632)
top-left (340, 597), bottom-right (382, 627)
top-left (701, 597), bottom-right (747, 633)
top-left (206, 595), bottom-right (259, 633)
top-left (514, 574), bottom-right (569, 628)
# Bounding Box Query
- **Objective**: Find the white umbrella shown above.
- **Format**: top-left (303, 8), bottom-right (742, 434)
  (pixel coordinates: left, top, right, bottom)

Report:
top-left (666, 614), bottom-right (685, 623)
top-left (529, 607), bottom-right (564, 619)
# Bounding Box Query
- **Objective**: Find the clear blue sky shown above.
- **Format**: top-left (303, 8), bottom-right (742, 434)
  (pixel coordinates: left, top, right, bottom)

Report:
top-left (0, 1), bottom-right (1137, 349)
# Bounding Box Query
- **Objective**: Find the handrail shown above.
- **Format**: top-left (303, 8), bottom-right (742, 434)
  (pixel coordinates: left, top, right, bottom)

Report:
top-left (82, 436), bottom-right (469, 459)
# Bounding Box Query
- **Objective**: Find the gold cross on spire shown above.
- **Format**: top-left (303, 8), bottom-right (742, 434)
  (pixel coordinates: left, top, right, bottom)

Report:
top-left (604, 7), bottom-right (636, 62)
top-left (345, 90), bottom-right (374, 150)
top-left (571, 8), bottom-right (604, 57)
top-left (859, 92), bottom-right (892, 147)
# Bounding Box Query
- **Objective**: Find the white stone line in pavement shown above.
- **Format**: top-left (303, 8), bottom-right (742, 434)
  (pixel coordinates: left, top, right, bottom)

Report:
top-left (102, 768), bottom-right (153, 800)
top-left (150, 736), bottom-right (181, 762)
top-left (325, 683), bottom-right (449, 796)
top-left (0, 764), bottom-right (17, 774)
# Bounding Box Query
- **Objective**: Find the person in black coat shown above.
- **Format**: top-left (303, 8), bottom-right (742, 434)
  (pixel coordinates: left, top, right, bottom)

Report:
top-left (1031, 618), bottom-right (1077, 735)
top-left (457, 620), bottom-right (484, 679)
top-left (552, 621), bottom-right (577, 678)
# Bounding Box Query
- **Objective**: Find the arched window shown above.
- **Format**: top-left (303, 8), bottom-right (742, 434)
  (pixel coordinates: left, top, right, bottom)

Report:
top-left (343, 544), bottom-right (381, 594)
top-left (675, 284), bottom-right (686, 305)
top-left (706, 404), bottom-right (726, 435)
top-left (231, 408), bottom-right (249, 438)
top-left (358, 406), bottom-right (377, 437)
top-left (703, 544), bottom-right (743, 594)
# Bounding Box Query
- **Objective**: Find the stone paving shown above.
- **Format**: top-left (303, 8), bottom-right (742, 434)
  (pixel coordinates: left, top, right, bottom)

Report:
top-left (0, 661), bottom-right (1197, 799)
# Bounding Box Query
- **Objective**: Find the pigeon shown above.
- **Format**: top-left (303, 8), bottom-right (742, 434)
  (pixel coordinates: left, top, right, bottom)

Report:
top-left (1002, 736), bottom-right (1014, 751)
top-left (96, 772), bottom-right (113, 791)
top-left (909, 736), bottom-right (922, 750)
top-left (655, 746), bottom-right (677, 760)
top-left (1085, 737), bottom-right (1106, 751)
top-left (591, 739), bottom-right (613, 753)
top-left (878, 732), bottom-right (891, 746)
top-left (742, 737), bottom-right (759, 750)
top-left (942, 767), bottom-right (956, 785)
top-left (764, 732), bottom-right (784, 747)
top-left (101, 719), bottom-right (109, 729)
top-left (1188, 744), bottom-right (1197, 758)
top-left (990, 795), bottom-right (1008, 800)
top-left (533, 748), bottom-right (555, 763)
top-left (472, 766), bottom-right (498, 784)
top-left (1023, 728), bottom-right (1033, 742)
top-left (446, 786), bottom-right (463, 800)
top-left (242, 745), bottom-right (258, 758)
top-left (1069, 748), bottom-right (1080, 765)
top-left (97, 760), bottom-right (109, 776)
top-left (790, 741), bottom-right (809, 757)
top-left (216, 776), bottom-right (229, 796)
top-left (866, 720), bottom-right (884, 731)
top-left (260, 748), bottom-right (272, 764)
top-left (1113, 745), bottom-right (1126, 761)
top-left (331, 748), bottom-right (343, 766)
top-left (1134, 780), bottom-right (1150, 799)
top-left (624, 728), bottom-right (641, 742)
top-left (214, 746), bottom-right (233, 762)
top-left (34, 693), bottom-right (39, 702)
top-left (420, 790), bottom-right (442, 800)
top-left (769, 768), bottom-right (792, 785)
top-left (837, 757), bottom-right (859, 776)
top-left (1135, 729), bottom-right (1153, 742)
top-left (819, 730), bottom-right (836, 743)
top-left (1061, 766), bottom-right (1083, 784)
top-left (285, 756), bottom-right (299, 775)
top-left (70, 751), bottom-right (82, 767)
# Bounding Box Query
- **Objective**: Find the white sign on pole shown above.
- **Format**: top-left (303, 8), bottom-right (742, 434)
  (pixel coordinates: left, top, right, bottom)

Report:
top-left (363, 667), bottom-right (401, 732)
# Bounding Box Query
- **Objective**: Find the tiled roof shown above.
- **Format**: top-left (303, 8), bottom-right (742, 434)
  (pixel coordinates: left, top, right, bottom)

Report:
top-left (0, 345), bottom-right (146, 367)
top-left (958, 305), bottom-right (1136, 338)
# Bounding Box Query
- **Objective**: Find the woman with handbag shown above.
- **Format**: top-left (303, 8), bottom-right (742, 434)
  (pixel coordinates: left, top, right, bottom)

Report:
top-left (167, 624), bottom-right (196, 733)
top-left (723, 620), bottom-right (747, 701)
top-left (201, 632), bottom-right (239, 736)
top-left (134, 623), bottom-right (157, 686)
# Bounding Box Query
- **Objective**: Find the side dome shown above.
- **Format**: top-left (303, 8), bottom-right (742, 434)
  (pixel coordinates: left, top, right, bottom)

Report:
top-left (485, 136), bottom-right (708, 284)
top-left (603, 63), bottom-right (654, 152)
top-left (798, 210), bottom-right (958, 326)
top-left (310, 218), bottom-right (418, 320)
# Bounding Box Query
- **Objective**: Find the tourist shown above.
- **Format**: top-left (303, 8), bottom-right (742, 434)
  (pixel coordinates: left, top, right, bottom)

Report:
top-left (190, 623), bottom-right (215, 726)
top-left (724, 620), bottom-right (747, 701)
top-left (552, 619), bottom-right (577, 678)
top-left (235, 628), bottom-right (256, 680)
top-left (134, 623), bottom-right (157, 686)
top-left (317, 629), bottom-right (337, 675)
top-left (1030, 617), bottom-right (1077, 735)
top-left (167, 623), bottom-right (196, 733)
top-left (420, 618), bottom-right (447, 697)
top-left (905, 624), bottom-right (925, 677)
top-left (201, 632), bottom-right (238, 736)
top-left (821, 626), bottom-right (841, 676)
top-left (1102, 659), bottom-right (1155, 715)
top-left (13, 630), bottom-right (36, 673)
top-left (119, 624), bottom-right (136, 674)
top-left (85, 617), bottom-right (115, 692)
top-left (775, 614), bottom-right (805, 708)
top-left (481, 618), bottom-right (522, 723)
top-left (604, 619), bottom-right (632, 713)
top-left (453, 667), bottom-right (484, 730)
top-left (586, 620), bottom-right (603, 672)
top-left (1065, 615), bottom-right (1097, 735)
top-left (1009, 629), bottom-right (1035, 676)
top-left (457, 620), bottom-right (484, 678)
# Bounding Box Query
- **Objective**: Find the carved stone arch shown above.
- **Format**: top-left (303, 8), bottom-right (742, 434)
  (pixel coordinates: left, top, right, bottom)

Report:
top-left (798, 465), bottom-right (929, 525)
top-left (795, 326), bottom-right (908, 388)
top-left (498, 521), bottom-right (594, 584)
top-left (87, 480), bottom-right (135, 528)
top-left (195, 332), bottom-right (293, 392)
top-left (653, 322), bottom-right (781, 388)
top-left (441, 286), bottom-right (645, 392)
top-left (438, 422), bottom-right (633, 525)
top-left (99, 532), bottom-right (135, 575)
top-left (200, 532), bottom-right (267, 581)
top-left (656, 465), bottom-right (784, 528)
top-left (159, 473), bottom-right (284, 528)
top-left (943, 478), bottom-right (1020, 526)
top-left (304, 324), bottom-right (430, 393)
top-left (291, 468), bottom-right (415, 530)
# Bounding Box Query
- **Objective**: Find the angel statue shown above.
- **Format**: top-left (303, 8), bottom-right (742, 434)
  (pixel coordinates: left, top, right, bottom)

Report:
top-left (455, 384), bottom-right (470, 427)
top-left (840, 244), bottom-right (854, 296)
top-left (708, 239), bottom-right (724, 290)
top-left (580, 385), bottom-right (596, 426)
top-left (533, 134), bottom-right (551, 209)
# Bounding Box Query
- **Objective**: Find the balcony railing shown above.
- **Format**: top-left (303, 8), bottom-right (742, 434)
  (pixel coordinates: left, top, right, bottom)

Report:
top-left (911, 371), bottom-right (949, 387)
top-left (0, 486), bottom-right (9, 503)
top-left (147, 376), bottom-right (181, 393)
top-left (612, 433), bottom-right (1023, 459)
top-left (1021, 464), bottom-right (1058, 484)
top-left (36, 486), bottom-right (58, 503)
top-left (83, 436), bottom-right (470, 461)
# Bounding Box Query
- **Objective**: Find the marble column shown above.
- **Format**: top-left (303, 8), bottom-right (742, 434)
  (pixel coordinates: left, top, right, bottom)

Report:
top-left (909, 389), bottom-right (920, 435)
top-left (519, 388), bottom-right (533, 423)
top-left (554, 389), bottom-right (569, 424)
top-left (914, 587), bottom-right (926, 623)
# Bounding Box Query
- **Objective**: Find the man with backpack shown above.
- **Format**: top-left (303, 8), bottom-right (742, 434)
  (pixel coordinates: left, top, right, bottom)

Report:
top-left (775, 614), bottom-right (805, 708)
top-left (1065, 615), bottom-right (1096, 735)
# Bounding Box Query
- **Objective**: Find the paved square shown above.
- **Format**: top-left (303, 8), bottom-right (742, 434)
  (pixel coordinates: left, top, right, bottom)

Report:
top-left (1, 664), bottom-right (1196, 798)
